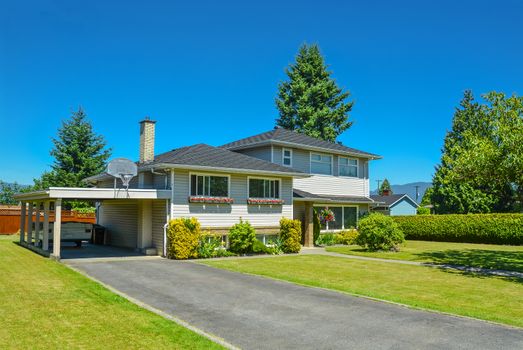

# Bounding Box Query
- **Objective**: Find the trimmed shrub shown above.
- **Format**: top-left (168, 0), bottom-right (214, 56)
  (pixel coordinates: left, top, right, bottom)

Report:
top-left (336, 229), bottom-right (359, 245)
top-left (417, 207), bottom-right (431, 215)
top-left (167, 218), bottom-right (201, 259)
top-left (280, 218), bottom-right (302, 253)
top-left (393, 214), bottom-right (523, 245)
top-left (356, 213), bottom-right (405, 251)
top-left (228, 219), bottom-right (257, 254)
top-left (315, 233), bottom-right (337, 246)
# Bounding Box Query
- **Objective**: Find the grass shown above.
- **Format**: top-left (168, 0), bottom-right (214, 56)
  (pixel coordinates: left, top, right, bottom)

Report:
top-left (0, 235), bottom-right (223, 350)
top-left (203, 255), bottom-right (523, 328)
top-left (325, 240), bottom-right (523, 272)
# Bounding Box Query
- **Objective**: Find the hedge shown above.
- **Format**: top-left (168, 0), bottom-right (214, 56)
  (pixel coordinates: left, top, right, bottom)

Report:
top-left (392, 214), bottom-right (523, 245)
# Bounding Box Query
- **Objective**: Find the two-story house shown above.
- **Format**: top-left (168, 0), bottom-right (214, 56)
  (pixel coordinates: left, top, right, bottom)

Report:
top-left (221, 128), bottom-right (381, 245)
top-left (15, 119), bottom-right (380, 260)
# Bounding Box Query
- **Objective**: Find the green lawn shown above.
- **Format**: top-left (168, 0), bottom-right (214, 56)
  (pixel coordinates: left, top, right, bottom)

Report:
top-left (326, 240), bottom-right (523, 272)
top-left (0, 235), bottom-right (222, 350)
top-left (203, 255), bottom-right (523, 328)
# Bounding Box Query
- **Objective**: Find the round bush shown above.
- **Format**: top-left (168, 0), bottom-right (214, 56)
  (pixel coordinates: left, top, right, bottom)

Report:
top-left (356, 213), bottom-right (405, 251)
top-left (228, 219), bottom-right (257, 254)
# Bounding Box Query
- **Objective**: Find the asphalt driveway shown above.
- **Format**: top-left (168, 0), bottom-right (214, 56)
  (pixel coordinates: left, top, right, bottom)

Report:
top-left (66, 258), bottom-right (523, 350)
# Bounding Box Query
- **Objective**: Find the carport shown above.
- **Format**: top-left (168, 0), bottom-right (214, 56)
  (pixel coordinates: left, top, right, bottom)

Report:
top-left (14, 187), bottom-right (171, 260)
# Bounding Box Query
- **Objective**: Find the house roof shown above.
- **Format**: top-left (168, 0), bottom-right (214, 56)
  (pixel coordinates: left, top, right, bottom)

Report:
top-left (370, 194), bottom-right (419, 208)
top-left (221, 128), bottom-right (381, 159)
top-left (144, 143), bottom-right (306, 176)
top-left (293, 189), bottom-right (375, 204)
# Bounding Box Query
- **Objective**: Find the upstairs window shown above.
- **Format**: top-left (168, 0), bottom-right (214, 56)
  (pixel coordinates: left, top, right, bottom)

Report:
top-left (249, 178), bottom-right (280, 199)
top-left (339, 157), bottom-right (358, 177)
top-left (190, 174), bottom-right (229, 197)
top-left (282, 148), bottom-right (292, 166)
top-left (310, 153), bottom-right (332, 175)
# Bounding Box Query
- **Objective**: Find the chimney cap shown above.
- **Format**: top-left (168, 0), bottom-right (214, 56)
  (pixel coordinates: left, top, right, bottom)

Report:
top-left (140, 116), bottom-right (156, 124)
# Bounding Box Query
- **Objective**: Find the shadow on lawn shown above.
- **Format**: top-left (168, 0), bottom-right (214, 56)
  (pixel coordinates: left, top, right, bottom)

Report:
top-left (415, 249), bottom-right (523, 282)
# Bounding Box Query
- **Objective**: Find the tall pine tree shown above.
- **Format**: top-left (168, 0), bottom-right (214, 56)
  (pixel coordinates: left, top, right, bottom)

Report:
top-left (34, 107), bottom-right (111, 189)
top-left (275, 44), bottom-right (353, 142)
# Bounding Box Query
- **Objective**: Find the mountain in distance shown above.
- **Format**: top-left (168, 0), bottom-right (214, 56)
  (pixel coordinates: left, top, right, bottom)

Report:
top-left (371, 182), bottom-right (432, 203)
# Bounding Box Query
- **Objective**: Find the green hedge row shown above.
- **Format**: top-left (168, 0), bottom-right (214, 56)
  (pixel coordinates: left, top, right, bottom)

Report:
top-left (392, 214), bottom-right (523, 245)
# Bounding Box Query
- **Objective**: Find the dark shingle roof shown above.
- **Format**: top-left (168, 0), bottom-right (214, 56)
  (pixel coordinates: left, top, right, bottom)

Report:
top-left (146, 143), bottom-right (304, 175)
top-left (293, 189), bottom-right (375, 204)
top-left (370, 194), bottom-right (418, 207)
top-left (221, 128), bottom-right (381, 159)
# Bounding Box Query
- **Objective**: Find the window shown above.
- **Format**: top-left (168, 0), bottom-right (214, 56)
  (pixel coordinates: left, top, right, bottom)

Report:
top-left (310, 153), bottom-right (332, 175)
top-left (190, 174), bottom-right (229, 197)
top-left (339, 157), bottom-right (358, 177)
top-left (315, 205), bottom-right (359, 231)
top-left (249, 178), bottom-right (280, 198)
top-left (282, 148), bottom-right (292, 166)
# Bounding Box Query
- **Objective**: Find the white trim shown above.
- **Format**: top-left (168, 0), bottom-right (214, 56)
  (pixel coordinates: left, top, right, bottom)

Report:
top-left (188, 172), bottom-right (231, 198)
top-left (247, 176), bottom-right (282, 199)
top-left (225, 140), bottom-right (381, 160)
top-left (338, 156), bottom-right (359, 178)
top-left (270, 145), bottom-right (274, 163)
top-left (309, 151), bottom-right (333, 176)
top-left (282, 148), bottom-right (293, 167)
top-left (13, 187), bottom-right (172, 201)
top-left (143, 164), bottom-right (308, 178)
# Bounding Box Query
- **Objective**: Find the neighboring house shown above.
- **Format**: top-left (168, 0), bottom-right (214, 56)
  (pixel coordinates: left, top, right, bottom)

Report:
top-left (370, 194), bottom-right (419, 216)
top-left (14, 119), bottom-right (381, 259)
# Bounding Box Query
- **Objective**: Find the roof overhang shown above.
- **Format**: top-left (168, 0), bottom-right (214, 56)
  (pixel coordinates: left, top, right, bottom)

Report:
top-left (13, 187), bottom-right (172, 201)
top-left (369, 194), bottom-right (419, 208)
top-left (293, 196), bottom-right (377, 204)
top-left (226, 140), bottom-right (382, 160)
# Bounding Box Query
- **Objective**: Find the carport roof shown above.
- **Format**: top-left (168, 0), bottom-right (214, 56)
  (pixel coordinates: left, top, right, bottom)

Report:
top-left (13, 187), bottom-right (171, 201)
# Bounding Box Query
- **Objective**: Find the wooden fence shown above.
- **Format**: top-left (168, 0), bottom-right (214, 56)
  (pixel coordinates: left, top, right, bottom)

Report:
top-left (0, 206), bottom-right (96, 234)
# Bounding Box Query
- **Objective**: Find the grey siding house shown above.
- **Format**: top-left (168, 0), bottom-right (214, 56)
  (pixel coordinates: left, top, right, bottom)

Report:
top-left (15, 119), bottom-right (381, 259)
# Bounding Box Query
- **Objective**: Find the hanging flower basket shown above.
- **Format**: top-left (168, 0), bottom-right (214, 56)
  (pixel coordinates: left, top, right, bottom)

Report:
top-left (188, 196), bottom-right (234, 204)
top-left (247, 198), bottom-right (285, 205)
top-left (319, 208), bottom-right (335, 223)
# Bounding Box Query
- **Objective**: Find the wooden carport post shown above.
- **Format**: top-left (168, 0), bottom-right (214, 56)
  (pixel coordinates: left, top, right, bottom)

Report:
top-left (19, 201), bottom-right (26, 243)
top-left (34, 202), bottom-right (40, 246)
top-left (303, 201), bottom-right (315, 247)
top-left (51, 199), bottom-right (62, 260)
top-left (42, 201), bottom-right (50, 251)
top-left (27, 203), bottom-right (33, 244)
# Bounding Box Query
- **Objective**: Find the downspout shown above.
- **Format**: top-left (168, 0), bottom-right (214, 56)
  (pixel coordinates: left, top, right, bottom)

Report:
top-left (163, 223), bottom-right (168, 257)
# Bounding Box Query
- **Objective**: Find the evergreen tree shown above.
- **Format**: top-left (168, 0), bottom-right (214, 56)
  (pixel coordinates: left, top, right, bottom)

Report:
top-left (33, 107), bottom-right (111, 189)
top-left (431, 91), bottom-right (523, 213)
top-left (379, 179), bottom-right (392, 195)
top-left (275, 44), bottom-right (353, 142)
top-left (0, 181), bottom-right (28, 205)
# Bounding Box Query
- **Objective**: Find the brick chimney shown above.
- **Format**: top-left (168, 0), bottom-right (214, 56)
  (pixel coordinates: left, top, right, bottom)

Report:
top-left (139, 117), bottom-right (156, 163)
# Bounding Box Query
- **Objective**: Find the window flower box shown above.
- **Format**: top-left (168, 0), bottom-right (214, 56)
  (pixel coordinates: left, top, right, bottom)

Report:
top-left (188, 196), bottom-right (234, 204)
top-left (247, 198), bottom-right (285, 205)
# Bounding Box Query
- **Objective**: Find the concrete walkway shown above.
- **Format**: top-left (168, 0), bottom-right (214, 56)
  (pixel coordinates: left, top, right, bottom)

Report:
top-left (301, 247), bottom-right (523, 279)
top-left (66, 258), bottom-right (523, 350)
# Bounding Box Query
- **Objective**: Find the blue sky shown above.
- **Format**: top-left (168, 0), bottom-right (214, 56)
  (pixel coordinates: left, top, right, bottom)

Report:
top-left (1, 0), bottom-right (522, 189)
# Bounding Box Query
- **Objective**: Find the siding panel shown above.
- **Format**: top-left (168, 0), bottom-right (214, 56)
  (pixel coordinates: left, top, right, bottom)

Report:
top-left (294, 175), bottom-right (369, 197)
top-left (152, 200), bottom-right (167, 252)
top-left (171, 169), bottom-right (293, 229)
top-left (98, 200), bottom-right (138, 248)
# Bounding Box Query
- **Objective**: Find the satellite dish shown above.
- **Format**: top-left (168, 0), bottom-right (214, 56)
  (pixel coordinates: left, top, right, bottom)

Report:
top-left (106, 158), bottom-right (138, 190)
